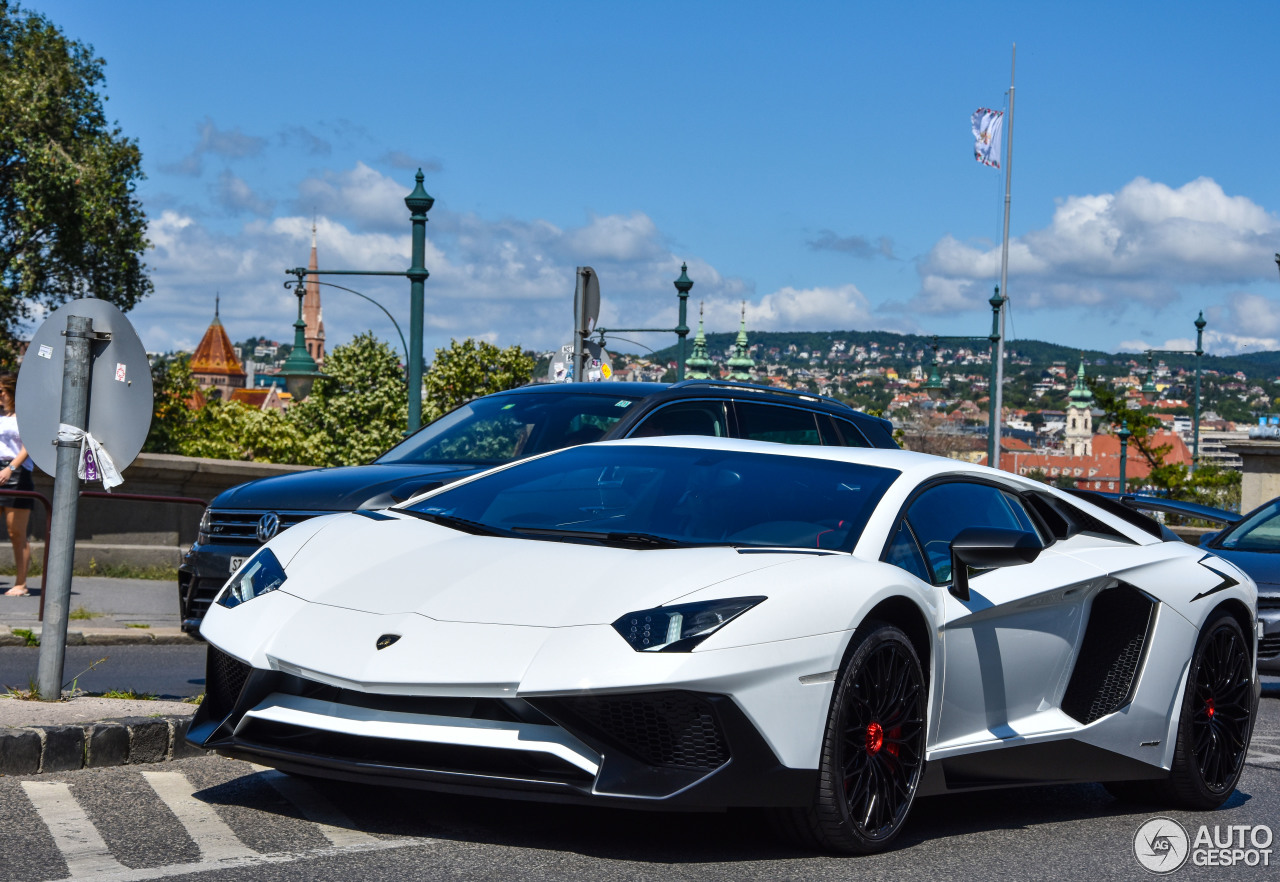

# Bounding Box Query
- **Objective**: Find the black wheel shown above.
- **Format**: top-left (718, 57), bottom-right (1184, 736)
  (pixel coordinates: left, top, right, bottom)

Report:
top-left (779, 621), bottom-right (926, 853)
top-left (1106, 613), bottom-right (1255, 809)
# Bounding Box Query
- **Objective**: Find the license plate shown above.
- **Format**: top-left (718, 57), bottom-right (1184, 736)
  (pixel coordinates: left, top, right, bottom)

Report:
top-left (229, 556), bottom-right (247, 574)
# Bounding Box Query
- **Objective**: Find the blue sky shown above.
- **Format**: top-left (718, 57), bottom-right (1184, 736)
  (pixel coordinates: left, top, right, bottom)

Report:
top-left (25, 0), bottom-right (1280, 362)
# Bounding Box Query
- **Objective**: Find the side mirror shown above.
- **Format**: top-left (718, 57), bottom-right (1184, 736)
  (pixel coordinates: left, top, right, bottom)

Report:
top-left (1198, 531), bottom-right (1219, 547)
top-left (949, 527), bottom-right (1044, 601)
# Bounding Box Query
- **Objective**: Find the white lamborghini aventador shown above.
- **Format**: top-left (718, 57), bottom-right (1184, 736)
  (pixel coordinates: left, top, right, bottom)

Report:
top-left (191, 438), bottom-right (1260, 853)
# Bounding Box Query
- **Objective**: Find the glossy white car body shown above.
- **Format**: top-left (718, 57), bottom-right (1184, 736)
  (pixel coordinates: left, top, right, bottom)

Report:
top-left (191, 438), bottom-right (1260, 849)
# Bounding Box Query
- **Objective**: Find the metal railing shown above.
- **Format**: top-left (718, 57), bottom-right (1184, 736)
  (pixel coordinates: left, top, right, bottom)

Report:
top-left (1, 489), bottom-right (207, 620)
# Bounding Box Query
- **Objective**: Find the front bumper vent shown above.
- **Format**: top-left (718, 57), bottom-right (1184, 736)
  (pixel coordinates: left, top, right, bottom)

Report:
top-left (206, 645), bottom-right (252, 719)
top-left (538, 692), bottom-right (730, 771)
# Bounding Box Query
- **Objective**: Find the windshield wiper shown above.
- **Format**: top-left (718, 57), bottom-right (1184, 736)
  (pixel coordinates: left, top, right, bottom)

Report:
top-left (511, 527), bottom-right (687, 549)
top-left (398, 510), bottom-right (510, 537)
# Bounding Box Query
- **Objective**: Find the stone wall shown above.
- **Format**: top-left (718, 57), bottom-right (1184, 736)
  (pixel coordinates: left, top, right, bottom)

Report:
top-left (0, 454), bottom-right (312, 566)
top-left (1223, 440), bottom-right (1280, 515)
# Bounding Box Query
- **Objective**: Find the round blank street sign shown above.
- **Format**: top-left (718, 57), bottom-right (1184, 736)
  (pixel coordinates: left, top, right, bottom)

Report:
top-left (16, 298), bottom-right (153, 477)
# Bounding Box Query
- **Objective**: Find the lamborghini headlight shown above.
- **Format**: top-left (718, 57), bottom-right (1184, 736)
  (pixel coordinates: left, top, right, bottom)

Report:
top-left (216, 548), bottom-right (287, 609)
top-left (611, 597), bottom-right (765, 652)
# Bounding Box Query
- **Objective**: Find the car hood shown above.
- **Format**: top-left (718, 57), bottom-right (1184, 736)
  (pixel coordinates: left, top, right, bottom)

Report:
top-left (213, 462), bottom-right (486, 512)
top-left (276, 512), bottom-right (814, 626)
top-left (1208, 547), bottom-right (1280, 595)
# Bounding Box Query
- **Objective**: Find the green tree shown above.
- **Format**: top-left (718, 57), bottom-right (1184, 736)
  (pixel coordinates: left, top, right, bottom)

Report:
top-left (181, 400), bottom-right (317, 464)
top-left (1089, 378), bottom-right (1240, 508)
top-left (143, 354), bottom-right (198, 454)
top-left (0, 2), bottom-right (150, 364)
top-left (287, 332), bottom-right (408, 465)
top-left (422, 337), bottom-right (535, 423)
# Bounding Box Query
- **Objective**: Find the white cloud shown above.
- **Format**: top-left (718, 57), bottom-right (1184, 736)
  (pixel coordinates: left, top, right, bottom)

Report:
top-left (159, 117), bottom-right (267, 176)
top-left (699, 284), bottom-right (901, 334)
top-left (216, 171), bottom-right (274, 216)
top-left (1209, 291), bottom-right (1280, 339)
top-left (908, 176), bottom-right (1280, 315)
top-left (134, 164), bottom-right (762, 356)
top-left (1117, 329), bottom-right (1278, 357)
top-left (295, 162), bottom-right (411, 232)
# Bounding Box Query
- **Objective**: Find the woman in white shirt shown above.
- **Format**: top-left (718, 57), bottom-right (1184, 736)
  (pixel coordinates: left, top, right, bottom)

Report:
top-left (0, 374), bottom-right (33, 596)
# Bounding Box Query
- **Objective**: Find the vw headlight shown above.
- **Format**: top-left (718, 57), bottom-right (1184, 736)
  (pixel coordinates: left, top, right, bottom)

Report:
top-left (216, 548), bottom-right (287, 609)
top-left (197, 507), bottom-right (213, 543)
top-left (612, 597), bottom-right (765, 652)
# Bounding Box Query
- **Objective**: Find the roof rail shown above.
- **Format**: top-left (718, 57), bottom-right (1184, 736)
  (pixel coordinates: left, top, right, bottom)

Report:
top-left (669, 379), bottom-right (854, 410)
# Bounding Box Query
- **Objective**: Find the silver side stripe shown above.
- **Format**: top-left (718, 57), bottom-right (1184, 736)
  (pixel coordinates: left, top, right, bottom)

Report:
top-left (799, 670), bottom-right (837, 685)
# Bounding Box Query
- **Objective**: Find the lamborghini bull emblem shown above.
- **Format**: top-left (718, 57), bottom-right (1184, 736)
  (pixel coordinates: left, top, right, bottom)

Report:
top-left (376, 634), bottom-right (401, 651)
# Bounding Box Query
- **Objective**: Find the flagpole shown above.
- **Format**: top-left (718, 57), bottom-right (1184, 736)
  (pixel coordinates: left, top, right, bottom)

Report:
top-left (993, 43), bottom-right (1015, 470)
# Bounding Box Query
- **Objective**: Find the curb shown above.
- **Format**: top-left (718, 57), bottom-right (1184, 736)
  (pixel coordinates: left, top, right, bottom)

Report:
top-left (0, 714), bottom-right (208, 776)
top-left (0, 626), bottom-right (199, 646)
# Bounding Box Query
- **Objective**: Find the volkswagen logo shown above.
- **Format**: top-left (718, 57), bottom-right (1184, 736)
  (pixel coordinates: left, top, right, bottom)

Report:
top-left (376, 634), bottom-right (401, 650)
top-left (256, 512), bottom-right (281, 543)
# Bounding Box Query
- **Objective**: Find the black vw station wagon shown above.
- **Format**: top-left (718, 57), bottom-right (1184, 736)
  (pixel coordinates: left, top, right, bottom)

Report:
top-left (179, 380), bottom-right (897, 632)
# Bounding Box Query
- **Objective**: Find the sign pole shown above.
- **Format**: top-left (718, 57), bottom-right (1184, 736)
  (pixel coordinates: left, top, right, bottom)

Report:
top-left (36, 314), bottom-right (94, 700)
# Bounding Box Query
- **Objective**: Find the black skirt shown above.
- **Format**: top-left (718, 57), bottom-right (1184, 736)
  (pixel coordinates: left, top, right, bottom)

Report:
top-left (0, 462), bottom-right (34, 510)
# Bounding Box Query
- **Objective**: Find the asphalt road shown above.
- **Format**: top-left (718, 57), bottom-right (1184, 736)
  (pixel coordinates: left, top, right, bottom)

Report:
top-left (0, 645), bottom-right (207, 699)
top-left (2, 689), bottom-right (1278, 881)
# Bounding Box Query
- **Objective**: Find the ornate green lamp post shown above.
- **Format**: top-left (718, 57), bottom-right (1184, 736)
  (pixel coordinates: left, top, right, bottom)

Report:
top-left (594, 262), bottom-right (700, 381)
top-left (673, 264), bottom-right (693, 380)
top-left (404, 172), bottom-right (435, 431)
top-left (278, 278), bottom-right (323, 399)
top-left (988, 286), bottom-right (1005, 467)
top-left (1193, 311), bottom-right (1205, 469)
top-left (286, 170), bottom-right (434, 433)
top-left (1118, 419), bottom-right (1131, 494)
top-left (923, 336), bottom-right (945, 399)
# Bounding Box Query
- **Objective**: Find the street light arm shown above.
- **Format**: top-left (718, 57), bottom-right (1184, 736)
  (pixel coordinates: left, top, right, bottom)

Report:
top-left (594, 333), bottom-right (655, 354)
top-left (284, 279), bottom-right (410, 365)
top-left (286, 267), bottom-right (410, 277)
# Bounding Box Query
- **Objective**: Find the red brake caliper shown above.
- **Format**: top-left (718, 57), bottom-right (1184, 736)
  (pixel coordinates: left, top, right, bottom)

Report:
top-left (865, 721), bottom-right (884, 755)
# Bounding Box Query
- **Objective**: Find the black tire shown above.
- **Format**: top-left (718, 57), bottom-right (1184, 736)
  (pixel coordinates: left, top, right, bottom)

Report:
top-left (1105, 613), bottom-right (1255, 809)
top-left (779, 621), bottom-right (927, 853)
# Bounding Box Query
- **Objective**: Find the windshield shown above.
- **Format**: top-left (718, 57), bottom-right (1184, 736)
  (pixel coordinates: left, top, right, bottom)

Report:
top-left (402, 444), bottom-right (898, 551)
top-left (1217, 500), bottom-right (1280, 552)
top-left (377, 391), bottom-right (648, 465)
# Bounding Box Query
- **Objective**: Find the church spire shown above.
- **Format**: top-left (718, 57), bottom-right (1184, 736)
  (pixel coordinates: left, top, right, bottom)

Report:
top-left (1065, 354), bottom-right (1094, 457)
top-left (726, 300), bottom-right (755, 382)
top-left (302, 222), bottom-right (326, 366)
top-left (684, 302), bottom-right (715, 380)
top-left (1068, 355), bottom-right (1093, 406)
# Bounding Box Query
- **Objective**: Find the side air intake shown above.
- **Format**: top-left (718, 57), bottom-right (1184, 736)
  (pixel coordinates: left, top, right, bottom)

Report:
top-left (1062, 585), bottom-right (1156, 724)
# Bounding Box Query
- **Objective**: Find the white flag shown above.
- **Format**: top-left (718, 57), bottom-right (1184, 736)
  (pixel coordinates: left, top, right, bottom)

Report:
top-left (971, 108), bottom-right (1003, 168)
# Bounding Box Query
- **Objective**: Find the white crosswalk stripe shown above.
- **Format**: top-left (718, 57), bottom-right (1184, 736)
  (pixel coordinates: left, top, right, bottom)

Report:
top-left (249, 763), bottom-right (380, 848)
top-left (20, 782), bottom-right (129, 877)
top-left (1248, 733), bottom-right (1280, 768)
top-left (140, 771), bottom-right (255, 862)
top-left (16, 764), bottom-right (422, 882)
